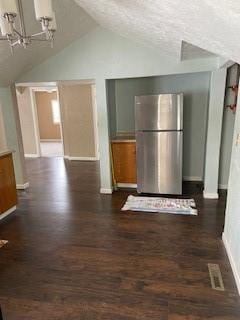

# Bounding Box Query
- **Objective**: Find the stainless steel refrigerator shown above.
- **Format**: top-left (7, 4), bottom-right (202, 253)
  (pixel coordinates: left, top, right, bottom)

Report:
top-left (135, 94), bottom-right (183, 195)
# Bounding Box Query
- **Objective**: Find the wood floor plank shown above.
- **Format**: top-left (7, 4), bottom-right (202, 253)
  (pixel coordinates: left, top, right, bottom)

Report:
top-left (0, 158), bottom-right (239, 319)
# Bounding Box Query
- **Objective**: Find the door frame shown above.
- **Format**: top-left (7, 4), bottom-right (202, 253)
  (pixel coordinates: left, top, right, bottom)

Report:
top-left (30, 86), bottom-right (65, 158)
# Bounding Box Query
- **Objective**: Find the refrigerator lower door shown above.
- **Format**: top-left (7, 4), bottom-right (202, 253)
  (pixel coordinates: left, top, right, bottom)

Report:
top-left (136, 131), bottom-right (182, 194)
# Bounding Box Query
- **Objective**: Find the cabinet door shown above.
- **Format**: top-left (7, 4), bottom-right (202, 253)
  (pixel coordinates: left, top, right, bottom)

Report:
top-left (0, 154), bottom-right (17, 213)
top-left (111, 142), bottom-right (137, 184)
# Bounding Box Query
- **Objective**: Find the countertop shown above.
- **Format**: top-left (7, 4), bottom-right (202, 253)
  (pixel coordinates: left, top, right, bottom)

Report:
top-left (0, 150), bottom-right (14, 157)
top-left (111, 135), bottom-right (136, 143)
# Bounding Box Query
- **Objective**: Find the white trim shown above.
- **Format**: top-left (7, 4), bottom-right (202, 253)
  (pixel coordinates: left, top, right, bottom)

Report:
top-left (0, 206), bottom-right (16, 220)
top-left (55, 87), bottom-right (64, 151)
top-left (222, 233), bottom-right (240, 295)
top-left (117, 183), bottom-right (137, 188)
top-left (183, 176), bottom-right (202, 181)
top-left (203, 191), bottom-right (219, 199)
top-left (218, 184), bottom-right (228, 190)
top-left (57, 80), bottom-right (95, 86)
top-left (56, 86), bottom-right (66, 157)
top-left (16, 182), bottom-right (29, 190)
top-left (16, 82), bottom-right (57, 87)
top-left (32, 87), bottom-right (57, 93)
top-left (64, 156), bottom-right (98, 161)
top-left (40, 139), bottom-right (62, 142)
top-left (24, 154), bottom-right (39, 158)
top-left (91, 84), bottom-right (100, 160)
top-left (30, 88), bottom-right (41, 157)
top-left (100, 188), bottom-right (113, 194)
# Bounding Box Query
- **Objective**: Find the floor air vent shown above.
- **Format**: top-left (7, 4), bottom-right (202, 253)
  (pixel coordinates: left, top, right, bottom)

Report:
top-left (208, 263), bottom-right (225, 291)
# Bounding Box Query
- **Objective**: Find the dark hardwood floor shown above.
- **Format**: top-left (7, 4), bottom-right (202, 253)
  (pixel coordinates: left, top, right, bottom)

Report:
top-left (0, 157), bottom-right (239, 319)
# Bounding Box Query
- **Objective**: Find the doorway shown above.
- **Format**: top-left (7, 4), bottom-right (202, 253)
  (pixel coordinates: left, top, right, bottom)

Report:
top-left (16, 80), bottom-right (99, 161)
top-left (34, 88), bottom-right (64, 157)
top-left (16, 85), bottom-right (64, 158)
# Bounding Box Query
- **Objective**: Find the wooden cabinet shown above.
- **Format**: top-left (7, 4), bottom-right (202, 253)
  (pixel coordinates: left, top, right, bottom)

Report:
top-left (111, 141), bottom-right (137, 184)
top-left (0, 152), bottom-right (17, 214)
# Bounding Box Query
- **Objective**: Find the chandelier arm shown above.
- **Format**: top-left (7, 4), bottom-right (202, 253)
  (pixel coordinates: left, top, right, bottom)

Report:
top-left (10, 40), bottom-right (20, 47)
top-left (12, 28), bottom-right (23, 38)
top-left (31, 31), bottom-right (46, 38)
top-left (0, 37), bottom-right (18, 41)
top-left (30, 38), bottom-right (52, 42)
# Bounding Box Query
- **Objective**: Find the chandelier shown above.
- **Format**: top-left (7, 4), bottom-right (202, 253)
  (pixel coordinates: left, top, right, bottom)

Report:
top-left (0, 0), bottom-right (57, 51)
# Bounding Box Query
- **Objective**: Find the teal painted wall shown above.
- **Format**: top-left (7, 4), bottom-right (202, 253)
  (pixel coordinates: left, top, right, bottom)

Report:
top-left (223, 76), bottom-right (240, 294)
top-left (219, 64), bottom-right (238, 189)
top-left (108, 72), bottom-right (211, 180)
top-left (17, 27), bottom-right (220, 191)
top-left (0, 87), bottom-right (26, 185)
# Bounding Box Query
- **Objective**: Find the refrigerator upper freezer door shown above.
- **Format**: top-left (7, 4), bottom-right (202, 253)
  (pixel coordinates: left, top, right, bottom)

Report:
top-left (136, 131), bottom-right (182, 194)
top-left (135, 94), bottom-right (183, 131)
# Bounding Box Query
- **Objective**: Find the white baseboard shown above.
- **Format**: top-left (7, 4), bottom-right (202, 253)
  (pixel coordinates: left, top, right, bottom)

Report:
top-left (100, 188), bottom-right (113, 194)
top-left (117, 183), bottom-right (137, 188)
top-left (0, 206), bottom-right (16, 220)
top-left (183, 176), bottom-right (202, 182)
top-left (64, 156), bottom-right (98, 161)
top-left (222, 233), bottom-right (240, 295)
top-left (203, 191), bottom-right (219, 199)
top-left (25, 154), bottom-right (39, 158)
top-left (40, 139), bottom-right (62, 142)
top-left (16, 182), bottom-right (30, 190)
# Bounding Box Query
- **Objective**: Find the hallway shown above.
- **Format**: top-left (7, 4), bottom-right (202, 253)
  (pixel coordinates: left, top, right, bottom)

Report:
top-left (0, 158), bottom-right (239, 319)
top-left (40, 141), bottom-right (63, 157)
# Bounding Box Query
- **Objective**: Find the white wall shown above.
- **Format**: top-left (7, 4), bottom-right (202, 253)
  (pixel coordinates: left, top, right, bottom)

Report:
top-left (204, 69), bottom-right (227, 199)
top-left (223, 78), bottom-right (240, 294)
top-left (18, 27), bottom-right (220, 192)
top-left (219, 64), bottom-right (239, 189)
top-left (16, 87), bottom-right (38, 156)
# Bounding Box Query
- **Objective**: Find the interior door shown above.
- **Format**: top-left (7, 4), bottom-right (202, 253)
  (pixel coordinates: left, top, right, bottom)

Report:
top-left (136, 131), bottom-right (182, 194)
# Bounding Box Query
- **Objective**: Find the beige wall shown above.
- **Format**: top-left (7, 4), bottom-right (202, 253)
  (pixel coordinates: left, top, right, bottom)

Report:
top-left (35, 91), bottom-right (61, 140)
top-left (17, 87), bottom-right (38, 155)
top-left (0, 104), bottom-right (7, 151)
top-left (59, 84), bottom-right (96, 158)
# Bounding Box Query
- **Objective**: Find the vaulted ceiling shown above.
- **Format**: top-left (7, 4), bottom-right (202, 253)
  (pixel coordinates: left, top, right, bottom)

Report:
top-left (0, 0), bottom-right (238, 86)
top-left (0, 0), bottom-right (97, 86)
top-left (75, 0), bottom-right (238, 63)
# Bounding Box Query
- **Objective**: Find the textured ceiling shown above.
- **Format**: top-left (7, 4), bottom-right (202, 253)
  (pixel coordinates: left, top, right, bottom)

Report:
top-left (0, 0), bottom-right (98, 86)
top-left (75, 0), bottom-right (239, 62)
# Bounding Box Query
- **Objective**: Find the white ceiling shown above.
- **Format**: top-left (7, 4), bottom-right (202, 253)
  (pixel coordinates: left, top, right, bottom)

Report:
top-left (1, 0), bottom-right (238, 86)
top-left (75, 0), bottom-right (239, 63)
top-left (0, 0), bottom-right (98, 86)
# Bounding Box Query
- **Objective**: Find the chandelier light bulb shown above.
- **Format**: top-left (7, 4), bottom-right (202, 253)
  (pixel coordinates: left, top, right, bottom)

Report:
top-left (0, 16), bottom-right (12, 36)
top-left (0, 0), bottom-right (18, 16)
top-left (34, 0), bottom-right (53, 21)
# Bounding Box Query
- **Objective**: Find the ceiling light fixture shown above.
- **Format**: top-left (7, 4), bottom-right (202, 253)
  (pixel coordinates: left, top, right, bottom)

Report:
top-left (0, 0), bottom-right (57, 52)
